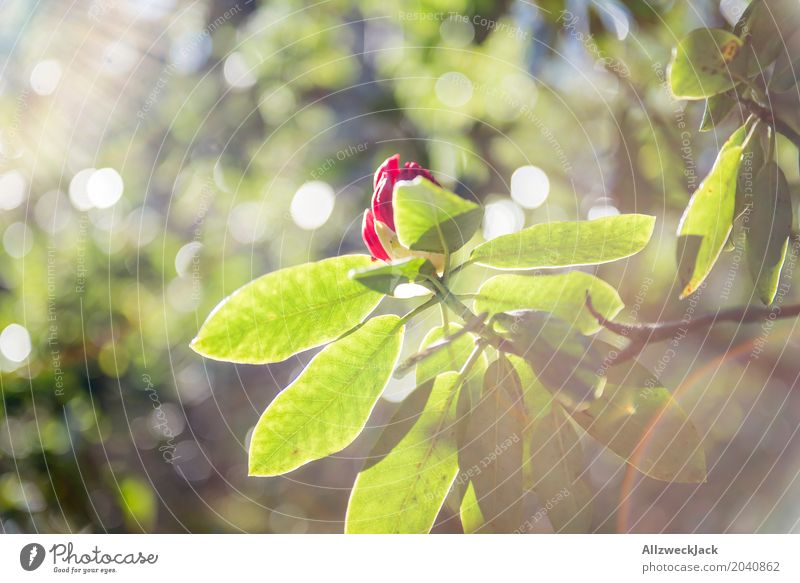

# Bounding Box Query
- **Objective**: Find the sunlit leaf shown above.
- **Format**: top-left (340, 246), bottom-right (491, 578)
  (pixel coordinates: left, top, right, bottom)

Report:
top-left (459, 482), bottom-right (486, 534)
top-left (735, 0), bottom-right (800, 77)
top-left (470, 214), bottom-right (654, 270)
top-left (736, 127), bottom-right (767, 221)
top-left (474, 272), bottom-right (624, 335)
top-left (668, 28), bottom-right (746, 99)
top-left (745, 163), bottom-right (792, 305)
top-left (507, 355), bottom-right (552, 492)
top-left (506, 355), bottom-right (552, 426)
top-left (191, 255), bottom-right (383, 364)
top-left (393, 177), bottom-right (482, 254)
top-left (346, 372), bottom-right (461, 533)
top-left (494, 312), bottom-right (607, 411)
top-left (700, 93), bottom-right (737, 132)
top-left (349, 257), bottom-right (435, 295)
top-left (459, 356), bottom-right (525, 533)
top-left (570, 353), bottom-right (706, 483)
top-left (529, 404), bottom-right (593, 533)
top-left (677, 123), bottom-right (750, 298)
top-left (416, 323), bottom-right (476, 385)
top-left (249, 315), bottom-right (403, 476)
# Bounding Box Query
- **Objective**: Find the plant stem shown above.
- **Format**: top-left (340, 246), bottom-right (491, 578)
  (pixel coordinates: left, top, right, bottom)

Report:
top-left (426, 275), bottom-right (514, 353)
top-left (393, 311), bottom-right (492, 378)
top-left (585, 292), bottom-right (800, 364)
top-left (457, 341), bottom-right (487, 383)
top-left (440, 302), bottom-right (450, 331)
top-left (741, 97), bottom-right (800, 151)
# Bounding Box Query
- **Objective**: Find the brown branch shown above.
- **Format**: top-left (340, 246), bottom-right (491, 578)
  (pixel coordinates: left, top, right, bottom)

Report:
top-left (740, 97), bottom-right (800, 151)
top-left (585, 292), bottom-right (800, 365)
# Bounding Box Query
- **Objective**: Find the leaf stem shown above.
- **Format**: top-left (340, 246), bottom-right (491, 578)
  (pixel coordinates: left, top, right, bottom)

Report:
top-left (399, 296), bottom-right (439, 324)
top-left (426, 275), bottom-right (515, 354)
top-left (440, 301), bottom-right (450, 330)
top-left (456, 341), bottom-right (488, 384)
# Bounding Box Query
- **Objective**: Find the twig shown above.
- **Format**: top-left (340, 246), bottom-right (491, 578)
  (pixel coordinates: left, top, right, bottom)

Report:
top-left (585, 292), bottom-right (800, 364)
top-left (393, 312), bottom-right (488, 378)
top-left (741, 97), bottom-right (800, 151)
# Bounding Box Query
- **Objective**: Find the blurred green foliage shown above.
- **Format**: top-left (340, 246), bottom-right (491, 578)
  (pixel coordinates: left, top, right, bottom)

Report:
top-left (1, 0), bottom-right (800, 533)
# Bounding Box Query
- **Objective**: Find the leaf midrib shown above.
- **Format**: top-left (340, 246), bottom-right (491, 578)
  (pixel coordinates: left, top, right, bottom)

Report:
top-left (253, 327), bottom-right (398, 469)
top-left (387, 381), bottom-right (460, 533)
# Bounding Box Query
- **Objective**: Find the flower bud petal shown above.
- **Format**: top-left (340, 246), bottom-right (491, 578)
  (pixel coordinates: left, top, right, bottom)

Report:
top-left (372, 175), bottom-right (396, 230)
top-left (364, 154), bottom-right (442, 262)
top-left (373, 154), bottom-right (400, 189)
top-left (361, 209), bottom-right (390, 261)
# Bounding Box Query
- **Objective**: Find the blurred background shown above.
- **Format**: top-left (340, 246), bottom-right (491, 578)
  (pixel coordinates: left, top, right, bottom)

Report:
top-left (1, 0), bottom-right (800, 533)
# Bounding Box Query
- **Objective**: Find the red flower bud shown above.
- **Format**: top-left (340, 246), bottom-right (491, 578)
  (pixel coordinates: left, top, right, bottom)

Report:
top-left (363, 154), bottom-right (440, 260)
top-left (361, 209), bottom-right (390, 262)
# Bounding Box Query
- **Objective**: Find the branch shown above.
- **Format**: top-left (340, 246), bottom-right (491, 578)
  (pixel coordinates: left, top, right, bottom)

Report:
top-left (585, 292), bottom-right (800, 364)
top-left (741, 97), bottom-right (800, 151)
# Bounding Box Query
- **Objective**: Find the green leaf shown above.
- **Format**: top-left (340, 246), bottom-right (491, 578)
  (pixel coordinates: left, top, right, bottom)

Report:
top-left (349, 257), bottom-right (436, 295)
top-left (506, 355), bottom-right (552, 492)
top-left (474, 272), bottom-right (624, 335)
top-left (455, 342), bottom-right (487, 448)
top-left (416, 324), bottom-right (476, 385)
top-left (507, 354), bottom-right (551, 426)
top-left (359, 379), bottom-right (436, 466)
top-left (470, 214), bottom-right (655, 270)
top-left (249, 315), bottom-right (403, 476)
top-left (393, 176), bottom-right (482, 254)
top-left (770, 53), bottom-right (800, 93)
top-left (735, 0), bottom-right (800, 77)
top-left (668, 28), bottom-right (746, 99)
top-left (736, 127), bottom-right (767, 221)
top-left (677, 123), bottom-right (750, 298)
top-left (192, 255), bottom-right (384, 364)
top-left (700, 93), bottom-right (737, 132)
top-left (494, 312), bottom-right (607, 411)
top-left (529, 404), bottom-right (593, 533)
top-left (459, 482), bottom-right (486, 533)
top-left (745, 163), bottom-right (793, 305)
top-left (459, 356), bottom-right (525, 533)
top-left (345, 372), bottom-right (462, 533)
top-left (570, 352), bottom-right (706, 483)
